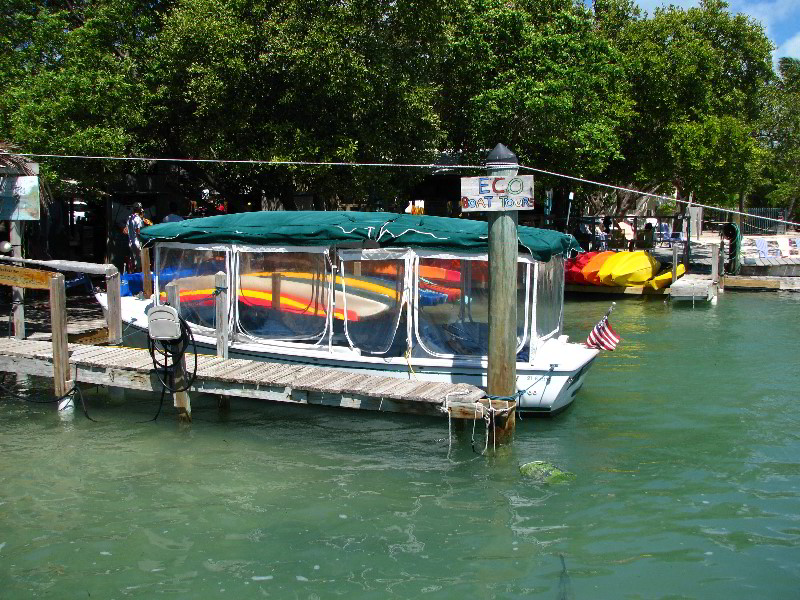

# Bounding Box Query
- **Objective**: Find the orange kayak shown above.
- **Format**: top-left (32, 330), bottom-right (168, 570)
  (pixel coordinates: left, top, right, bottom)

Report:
top-left (580, 251), bottom-right (615, 285)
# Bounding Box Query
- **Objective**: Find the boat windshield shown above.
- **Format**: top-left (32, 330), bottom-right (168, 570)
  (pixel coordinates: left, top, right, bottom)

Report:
top-left (338, 257), bottom-right (405, 355)
top-left (415, 257), bottom-right (530, 357)
top-left (535, 254), bottom-right (564, 341)
top-left (237, 250), bottom-right (331, 342)
top-left (155, 245), bottom-right (228, 331)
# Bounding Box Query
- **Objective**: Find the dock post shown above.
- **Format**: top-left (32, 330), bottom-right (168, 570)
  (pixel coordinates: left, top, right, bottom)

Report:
top-left (49, 273), bottom-right (71, 397)
top-left (166, 282), bottom-right (191, 422)
top-left (672, 244), bottom-right (679, 284)
top-left (11, 221), bottom-right (25, 339)
top-left (485, 144), bottom-right (519, 442)
top-left (214, 271), bottom-right (231, 411)
top-left (105, 265), bottom-right (122, 344)
top-left (710, 243), bottom-right (720, 283)
top-left (215, 271), bottom-right (228, 359)
top-left (141, 247), bottom-right (153, 298)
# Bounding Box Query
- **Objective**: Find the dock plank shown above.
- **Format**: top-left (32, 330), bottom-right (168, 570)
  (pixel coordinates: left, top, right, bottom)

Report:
top-left (0, 340), bottom-right (490, 420)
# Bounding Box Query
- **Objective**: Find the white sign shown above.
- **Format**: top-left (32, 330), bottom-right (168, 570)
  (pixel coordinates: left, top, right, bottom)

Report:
top-left (460, 175), bottom-right (534, 212)
top-left (0, 176), bottom-right (40, 220)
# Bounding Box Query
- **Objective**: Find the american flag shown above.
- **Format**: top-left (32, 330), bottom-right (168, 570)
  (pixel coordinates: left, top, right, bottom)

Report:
top-left (586, 315), bottom-right (621, 351)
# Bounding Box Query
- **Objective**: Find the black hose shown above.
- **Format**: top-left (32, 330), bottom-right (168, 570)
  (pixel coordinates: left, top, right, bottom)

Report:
top-left (147, 313), bottom-right (198, 394)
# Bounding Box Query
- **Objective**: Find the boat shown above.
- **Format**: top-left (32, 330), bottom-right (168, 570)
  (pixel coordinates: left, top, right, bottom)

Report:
top-left (96, 211), bottom-right (598, 413)
top-left (565, 252), bottom-right (597, 284)
top-left (596, 251), bottom-right (632, 285)
top-left (581, 251), bottom-right (615, 284)
top-left (610, 251), bottom-right (661, 286)
top-left (647, 263), bottom-right (685, 289)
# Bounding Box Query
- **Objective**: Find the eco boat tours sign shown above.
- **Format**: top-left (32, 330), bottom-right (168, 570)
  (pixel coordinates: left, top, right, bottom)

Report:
top-left (460, 175), bottom-right (534, 212)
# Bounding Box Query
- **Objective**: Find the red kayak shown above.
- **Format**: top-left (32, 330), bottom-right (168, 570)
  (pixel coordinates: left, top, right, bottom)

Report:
top-left (565, 252), bottom-right (598, 284)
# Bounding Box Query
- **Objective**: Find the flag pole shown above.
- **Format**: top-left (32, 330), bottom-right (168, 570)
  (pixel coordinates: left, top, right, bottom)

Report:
top-left (605, 302), bottom-right (616, 319)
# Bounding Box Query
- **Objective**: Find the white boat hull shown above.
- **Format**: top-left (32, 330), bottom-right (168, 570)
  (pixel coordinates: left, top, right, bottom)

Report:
top-left (98, 293), bottom-right (597, 414)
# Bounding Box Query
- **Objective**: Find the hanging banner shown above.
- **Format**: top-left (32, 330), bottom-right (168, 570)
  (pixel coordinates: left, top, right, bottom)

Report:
top-left (460, 175), bottom-right (534, 212)
top-left (0, 176), bottom-right (41, 220)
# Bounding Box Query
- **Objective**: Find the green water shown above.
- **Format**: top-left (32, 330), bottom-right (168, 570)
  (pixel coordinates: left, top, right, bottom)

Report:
top-left (1, 292), bottom-right (798, 598)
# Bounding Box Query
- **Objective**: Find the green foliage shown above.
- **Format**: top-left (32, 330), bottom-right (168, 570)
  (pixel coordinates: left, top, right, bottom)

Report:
top-left (0, 0), bottom-right (168, 191)
top-left (764, 58), bottom-right (800, 218)
top-left (0, 0), bottom-right (785, 214)
top-left (439, 0), bottom-right (633, 177)
top-left (612, 0), bottom-right (773, 204)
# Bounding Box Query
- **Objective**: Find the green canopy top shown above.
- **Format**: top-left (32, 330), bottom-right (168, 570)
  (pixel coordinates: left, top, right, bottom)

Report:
top-left (140, 211), bottom-right (580, 261)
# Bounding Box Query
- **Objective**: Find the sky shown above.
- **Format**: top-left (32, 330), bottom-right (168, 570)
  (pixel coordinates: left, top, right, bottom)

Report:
top-left (632, 0), bottom-right (800, 64)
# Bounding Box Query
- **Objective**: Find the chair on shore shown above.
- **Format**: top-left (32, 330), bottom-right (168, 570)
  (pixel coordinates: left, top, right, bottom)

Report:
top-left (755, 238), bottom-right (779, 258)
top-left (668, 231), bottom-right (685, 247)
top-left (656, 223), bottom-right (671, 246)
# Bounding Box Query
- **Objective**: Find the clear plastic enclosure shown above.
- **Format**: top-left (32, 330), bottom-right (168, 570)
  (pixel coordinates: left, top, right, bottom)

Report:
top-left (237, 250), bottom-right (331, 342)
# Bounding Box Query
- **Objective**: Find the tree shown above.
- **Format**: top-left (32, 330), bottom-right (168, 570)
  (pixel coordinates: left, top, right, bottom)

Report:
top-left (611, 0), bottom-right (773, 208)
top-left (145, 0), bottom-right (450, 210)
top-left (0, 0), bottom-right (170, 193)
top-left (437, 0), bottom-right (633, 179)
top-left (764, 58), bottom-right (800, 221)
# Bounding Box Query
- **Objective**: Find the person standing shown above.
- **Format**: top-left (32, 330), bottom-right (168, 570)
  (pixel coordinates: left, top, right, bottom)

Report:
top-left (126, 202), bottom-right (146, 272)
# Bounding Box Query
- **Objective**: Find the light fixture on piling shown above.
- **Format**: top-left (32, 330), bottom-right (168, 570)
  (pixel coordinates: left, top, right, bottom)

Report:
top-left (485, 143), bottom-right (519, 178)
top-left (0, 241), bottom-right (12, 253)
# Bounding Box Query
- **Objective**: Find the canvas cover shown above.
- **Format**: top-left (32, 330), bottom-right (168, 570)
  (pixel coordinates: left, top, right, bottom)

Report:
top-left (140, 211), bottom-right (580, 262)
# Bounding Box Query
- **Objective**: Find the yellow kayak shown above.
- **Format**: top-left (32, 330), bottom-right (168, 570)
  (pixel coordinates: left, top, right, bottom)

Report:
top-left (647, 263), bottom-right (686, 289)
top-left (581, 251), bottom-right (615, 285)
top-left (611, 251), bottom-right (661, 286)
top-left (597, 251), bottom-right (633, 286)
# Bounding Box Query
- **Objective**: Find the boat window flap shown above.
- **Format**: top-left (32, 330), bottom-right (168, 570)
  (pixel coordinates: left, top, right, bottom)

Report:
top-left (535, 255), bottom-right (565, 340)
top-left (415, 257), bottom-right (529, 358)
top-left (155, 246), bottom-right (228, 331)
top-left (230, 244), bottom-right (330, 255)
top-left (339, 257), bottom-right (405, 355)
top-left (155, 241), bottom-right (234, 252)
top-left (237, 251), bottom-right (331, 342)
top-left (337, 248), bottom-right (414, 262)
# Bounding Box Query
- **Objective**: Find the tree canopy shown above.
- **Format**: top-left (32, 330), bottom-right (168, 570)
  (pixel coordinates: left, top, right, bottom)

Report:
top-left (0, 0), bottom-right (792, 219)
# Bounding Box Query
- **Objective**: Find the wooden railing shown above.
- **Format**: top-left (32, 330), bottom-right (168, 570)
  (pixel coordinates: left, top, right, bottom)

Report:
top-left (0, 256), bottom-right (123, 345)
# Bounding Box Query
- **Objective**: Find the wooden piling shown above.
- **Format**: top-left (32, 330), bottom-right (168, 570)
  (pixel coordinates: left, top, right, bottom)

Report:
top-left (672, 244), bottom-right (679, 283)
top-left (215, 271), bottom-right (228, 359)
top-left (487, 211), bottom-right (518, 439)
top-left (215, 270), bottom-right (231, 411)
top-left (141, 247), bottom-right (153, 297)
top-left (105, 265), bottom-right (122, 344)
top-left (11, 221), bottom-right (25, 339)
top-left (710, 243), bottom-right (720, 283)
top-left (166, 282), bottom-right (191, 422)
top-left (49, 273), bottom-right (71, 397)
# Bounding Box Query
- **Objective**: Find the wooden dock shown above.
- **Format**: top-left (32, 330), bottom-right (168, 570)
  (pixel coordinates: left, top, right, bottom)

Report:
top-left (0, 258), bottom-right (512, 427)
top-left (667, 274), bottom-right (718, 301)
top-left (0, 338), bottom-right (504, 420)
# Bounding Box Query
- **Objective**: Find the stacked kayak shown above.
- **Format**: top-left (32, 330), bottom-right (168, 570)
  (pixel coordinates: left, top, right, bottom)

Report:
top-left (565, 250), bottom-right (684, 288)
top-left (647, 263), bottom-right (686, 289)
top-left (565, 252), bottom-right (598, 284)
top-left (582, 251), bottom-right (616, 285)
top-left (611, 251), bottom-right (660, 286)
